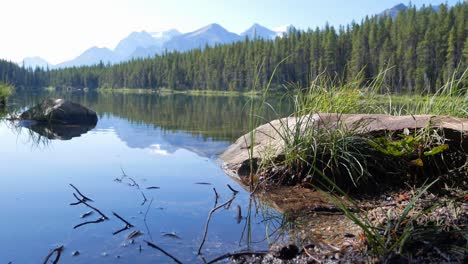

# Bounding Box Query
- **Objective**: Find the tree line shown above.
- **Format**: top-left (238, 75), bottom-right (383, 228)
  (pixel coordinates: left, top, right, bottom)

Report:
top-left (1, 3), bottom-right (466, 94)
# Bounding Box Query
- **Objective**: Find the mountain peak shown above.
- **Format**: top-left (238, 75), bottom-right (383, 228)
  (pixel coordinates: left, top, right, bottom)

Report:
top-left (241, 23), bottom-right (276, 39)
top-left (20, 56), bottom-right (50, 69)
top-left (197, 23), bottom-right (226, 33)
top-left (114, 31), bottom-right (158, 57)
top-left (379, 3), bottom-right (408, 19)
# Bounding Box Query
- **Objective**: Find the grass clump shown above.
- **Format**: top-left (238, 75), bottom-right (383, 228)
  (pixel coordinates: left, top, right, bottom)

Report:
top-left (0, 83), bottom-right (12, 105)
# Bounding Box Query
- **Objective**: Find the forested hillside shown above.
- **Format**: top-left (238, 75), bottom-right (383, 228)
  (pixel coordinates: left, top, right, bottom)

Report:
top-left (1, 3), bottom-right (466, 93)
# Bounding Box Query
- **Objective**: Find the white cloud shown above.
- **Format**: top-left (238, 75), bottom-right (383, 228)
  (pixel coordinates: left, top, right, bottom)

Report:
top-left (148, 144), bottom-right (170, 156)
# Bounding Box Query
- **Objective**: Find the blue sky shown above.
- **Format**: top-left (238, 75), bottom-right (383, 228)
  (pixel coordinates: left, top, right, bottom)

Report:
top-left (0, 0), bottom-right (462, 64)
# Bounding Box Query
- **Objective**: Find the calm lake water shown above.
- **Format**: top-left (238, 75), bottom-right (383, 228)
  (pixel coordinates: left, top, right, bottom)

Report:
top-left (0, 90), bottom-right (293, 263)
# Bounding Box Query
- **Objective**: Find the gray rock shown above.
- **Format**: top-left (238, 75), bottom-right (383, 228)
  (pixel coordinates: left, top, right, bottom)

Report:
top-left (20, 98), bottom-right (98, 125)
top-left (220, 114), bottom-right (468, 179)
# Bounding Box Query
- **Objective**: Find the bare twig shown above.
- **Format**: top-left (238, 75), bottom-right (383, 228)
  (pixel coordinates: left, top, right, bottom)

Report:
top-left (74, 218), bottom-right (105, 229)
top-left (212, 188), bottom-right (219, 205)
top-left (72, 193), bottom-right (108, 219)
top-left (198, 194), bottom-right (237, 255)
top-left (227, 184), bottom-right (239, 194)
top-left (128, 177), bottom-right (140, 188)
top-left (43, 245), bottom-right (64, 264)
top-left (113, 226), bottom-right (130, 235)
top-left (144, 240), bottom-right (183, 264)
top-left (120, 166), bottom-right (128, 177)
top-left (113, 211), bottom-right (133, 227)
top-left (112, 211), bottom-right (134, 235)
top-left (140, 191), bottom-right (148, 206)
top-left (303, 247), bottom-right (322, 263)
top-left (206, 251), bottom-right (268, 264)
top-left (69, 184), bottom-right (93, 202)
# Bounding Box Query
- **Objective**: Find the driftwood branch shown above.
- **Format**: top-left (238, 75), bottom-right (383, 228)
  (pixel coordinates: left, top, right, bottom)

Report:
top-left (144, 240), bottom-right (183, 264)
top-left (69, 184), bottom-right (93, 202)
top-left (197, 193), bottom-right (237, 255)
top-left (43, 245), bottom-right (64, 264)
top-left (72, 193), bottom-right (108, 220)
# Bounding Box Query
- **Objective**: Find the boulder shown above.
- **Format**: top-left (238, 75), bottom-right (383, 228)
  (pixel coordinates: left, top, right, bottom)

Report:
top-left (20, 98), bottom-right (98, 125)
top-left (220, 114), bottom-right (468, 178)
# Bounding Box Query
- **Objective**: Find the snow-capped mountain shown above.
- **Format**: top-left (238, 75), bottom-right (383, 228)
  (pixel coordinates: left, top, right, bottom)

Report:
top-left (114, 31), bottom-right (159, 58)
top-left (23, 23), bottom-right (287, 68)
top-left (164, 23), bottom-right (242, 52)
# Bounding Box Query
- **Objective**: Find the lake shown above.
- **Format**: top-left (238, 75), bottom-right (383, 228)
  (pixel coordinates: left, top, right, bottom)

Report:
top-left (0, 90), bottom-right (293, 263)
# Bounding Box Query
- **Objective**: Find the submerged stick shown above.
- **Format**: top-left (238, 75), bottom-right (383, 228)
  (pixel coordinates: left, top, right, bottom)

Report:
top-left (140, 191), bottom-right (148, 206)
top-left (72, 193), bottom-right (108, 219)
top-left (74, 218), bottom-right (105, 229)
top-left (112, 211), bottom-right (134, 235)
top-left (197, 194), bottom-right (237, 255)
top-left (226, 184), bottom-right (239, 194)
top-left (43, 245), bottom-right (64, 264)
top-left (113, 211), bottom-right (133, 227)
top-left (212, 188), bottom-right (219, 205)
top-left (144, 240), bottom-right (183, 264)
top-left (69, 184), bottom-right (93, 202)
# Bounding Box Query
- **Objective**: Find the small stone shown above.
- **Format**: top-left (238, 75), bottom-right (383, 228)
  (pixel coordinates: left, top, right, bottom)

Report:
top-left (72, 250), bottom-right (80, 256)
top-left (335, 253), bottom-right (340, 259)
top-left (270, 244), bottom-right (299, 260)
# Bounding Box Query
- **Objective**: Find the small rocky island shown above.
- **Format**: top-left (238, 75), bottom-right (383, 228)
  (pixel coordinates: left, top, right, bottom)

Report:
top-left (20, 98), bottom-right (98, 125)
top-left (18, 98), bottom-right (98, 140)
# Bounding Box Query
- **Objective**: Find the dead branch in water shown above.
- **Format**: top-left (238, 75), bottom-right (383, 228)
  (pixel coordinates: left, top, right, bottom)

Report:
top-left (212, 188), bottom-right (219, 205)
top-left (140, 191), bottom-right (148, 206)
top-left (72, 193), bottom-right (108, 220)
top-left (74, 218), bottom-right (105, 229)
top-left (197, 193), bottom-right (237, 255)
top-left (112, 211), bottom-right (134, 235)
top-left (128, 177), bottom-right (140, 188)
top-left (43, 245), bottom-right (64, 264)
top-left (227, 184), bottom-right (239, 194)
top-left (69, 184), bottom-right (93, 202)
top-left (144, 240), bottom-right (183, 264)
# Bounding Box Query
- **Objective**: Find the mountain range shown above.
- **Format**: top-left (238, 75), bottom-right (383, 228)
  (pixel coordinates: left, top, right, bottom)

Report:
top-left (20, 3), bottom-right (426, 69)
top-left (22, 23), bottom-right (291, 69)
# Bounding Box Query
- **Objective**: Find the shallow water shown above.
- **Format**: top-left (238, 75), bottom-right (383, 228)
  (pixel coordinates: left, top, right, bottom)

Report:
top-left (0, 91), bottom-right (292, 263)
